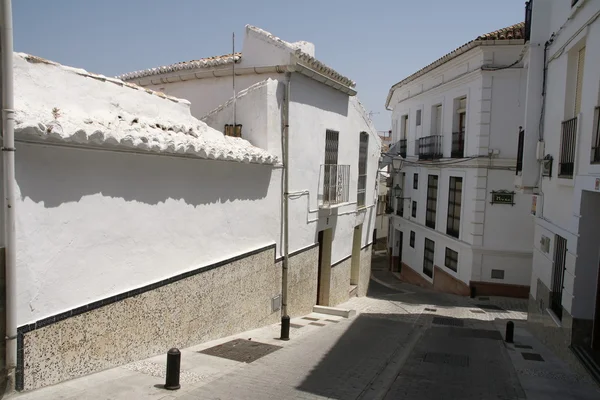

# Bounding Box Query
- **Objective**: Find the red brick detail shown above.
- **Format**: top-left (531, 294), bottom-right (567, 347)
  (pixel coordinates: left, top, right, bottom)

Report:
top-left (398, 262), bottom-right (433, 289)
top-left (433, 266), bottom-right (470, 296)
top-left (470, 281), bottom-right (530, 299)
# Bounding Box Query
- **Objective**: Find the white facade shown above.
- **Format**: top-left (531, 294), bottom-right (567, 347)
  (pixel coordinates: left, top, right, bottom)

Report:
top-left (385, 24), bottom-right (534, 296)
top-left (520, 0), bottom-right (600, 368)
top-left (8, 27), bottom-right (380, 391)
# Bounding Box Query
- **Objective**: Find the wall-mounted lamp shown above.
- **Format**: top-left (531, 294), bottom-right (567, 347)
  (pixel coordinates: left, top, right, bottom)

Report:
top-left (393, 184), bottom-right (402, 198)
top-left (391, 158), bottom-right (403, 173)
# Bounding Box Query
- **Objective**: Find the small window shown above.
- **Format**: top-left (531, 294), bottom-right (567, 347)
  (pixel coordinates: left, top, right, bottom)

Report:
top-left (423, 238), bottom-right (434, 278)
top-left (445, 248), bottom-right (458, 272)
top-left (224, 124), bottom-right (242, 137)
top-left (416, 109), bottom-right (422, 126)
top-left (401, 115), bottom-right (408, 139)
top-left (357, 132), bottom-right (369, 207)
top-left (412, 201), bottom-right (417, 218)
top-left (410, 231), bottom-right (415, 248)
top-left (447, 177), bottom-right (462, 238)
top-left (413, 173), bottom-right (419, 190)
top-left (426, 175), bottom-right (438, 229)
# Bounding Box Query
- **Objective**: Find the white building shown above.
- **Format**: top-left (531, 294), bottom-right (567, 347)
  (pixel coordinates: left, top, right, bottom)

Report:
top-left (374, 167), bottom-right (390, 250)
top-left (384, 23), bottom-right (534, 297)
top-left (518, 0), bottom-right (600, 377)
top-left (7, 27), bottom-right (380, 392)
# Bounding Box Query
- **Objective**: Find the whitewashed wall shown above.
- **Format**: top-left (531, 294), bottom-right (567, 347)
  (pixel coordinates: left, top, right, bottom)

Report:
top-left (15, 143), bottom-right (281, 326)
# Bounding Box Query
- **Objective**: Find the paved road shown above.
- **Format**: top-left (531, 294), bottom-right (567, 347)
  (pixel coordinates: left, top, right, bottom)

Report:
top-left (13, 253), bottom-right (600, 400)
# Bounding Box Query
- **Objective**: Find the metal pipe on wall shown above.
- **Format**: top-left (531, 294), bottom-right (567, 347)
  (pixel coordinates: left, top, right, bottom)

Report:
top-left (1, 0), bottom-right (17, 392)
top-left (280, 73), bottom-right (291, 340)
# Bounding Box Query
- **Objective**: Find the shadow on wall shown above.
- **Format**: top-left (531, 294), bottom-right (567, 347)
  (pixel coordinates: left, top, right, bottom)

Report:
top-left (16, 143), bottom-right (274, 208)
top-left (290, 74), bottom-right (349, 117)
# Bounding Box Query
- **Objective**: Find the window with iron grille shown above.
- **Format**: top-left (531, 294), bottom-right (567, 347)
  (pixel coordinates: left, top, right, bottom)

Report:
top-left (413, 173), bottom-right (418, 190)
top-left (423, 238), bottom-right (434, 278)
top-left (412, 201), bottom-right (417, 218)
top-left (592, 107), bottom-right (600, 164)
top-left (446, 177), bottom-right (462, 238)
top-left (445, 248), bottom-right (458, 272)
top-left (426, 175), bottom-right (438, 229)
top-left (357, 132), bottom-right (369, 207)
top-left (416, 109), bottom-right (422, 126)
top-left (323, 130), bottom-right (339, 203)
top-left (410, 231), bottom-right (415, 248)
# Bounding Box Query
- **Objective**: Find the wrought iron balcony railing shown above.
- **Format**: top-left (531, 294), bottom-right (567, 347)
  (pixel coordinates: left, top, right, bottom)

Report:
top-left (318, 164), bottom-right (350, 207)
top-left (418, 135), bottom-right (443, 160)
top-left (559, 117), bottom-right (577, 178)
top-left (451, 131), bottom-right (465, 158)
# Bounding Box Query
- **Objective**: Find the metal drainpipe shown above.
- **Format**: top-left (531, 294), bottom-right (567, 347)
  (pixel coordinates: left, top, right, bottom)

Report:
top-left (1, 0), bottom-right (17, 391)
top-left (280, 73), bottom-right (291, 340)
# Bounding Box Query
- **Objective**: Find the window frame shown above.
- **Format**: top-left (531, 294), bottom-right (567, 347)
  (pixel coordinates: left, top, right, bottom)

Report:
top-left (411, 200), bottom-right (417, 218)
top-left (446, 176), bottom-right (462, 238)
top-left (426, 175), bottom-right (438, 229)
top-left (357, 132), bottom-right (369, 208)
top-left (423, 238), bottom-right (434, 278)
top-left (413, 173), bottom-right (419, 190)
top-left (445, 247), bottom-right (458, 272)
top-left (410, 231), bottom-right (415, 248)
top-left (416, 109), bottom-right (422, 126)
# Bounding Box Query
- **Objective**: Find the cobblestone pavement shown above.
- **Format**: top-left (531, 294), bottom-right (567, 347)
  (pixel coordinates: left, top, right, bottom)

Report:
top-left (11, 252), bottom-right (600, 400)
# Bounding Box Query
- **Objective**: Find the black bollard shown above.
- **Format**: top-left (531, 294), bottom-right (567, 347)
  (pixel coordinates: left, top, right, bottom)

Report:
top-left (280, 315), bottom-right (290, 341)
top-left (505, 321), bottom-right (514, 343)
top-left (164, 348), bottom-right (181, 390)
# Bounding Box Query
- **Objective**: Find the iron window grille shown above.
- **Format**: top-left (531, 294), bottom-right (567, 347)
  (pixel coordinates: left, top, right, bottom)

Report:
top-left (445, 248), bottom-right (458, 272)
top-left (357, 132), bottom-right (369, 207)
top-left (423, 238), bottom-right (434, 278)
top-left (399, 139), bottom-right (407, 158)
top-left (426, 175), bottom-right (438, 229)
top-left (410, 231), bottom-right (415, 248)
top-left (592, 107), bottom-right (600, 163)
top-left (559, 117), bottom-right (577, 178)
top-left (320, 130), bottom-right (349, 207)
top-left (413, 173), bottom-right (419, 190)
top-left (446, 177), bottom-right (462, 238)
top-left (412, 201), bottom-right (417, 218)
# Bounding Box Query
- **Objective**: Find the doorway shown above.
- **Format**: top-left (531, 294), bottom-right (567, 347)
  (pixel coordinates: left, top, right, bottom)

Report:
top-left (317, 229), bottom-right (333, 306)
top-left (392, 229), bottom-right (403, 273)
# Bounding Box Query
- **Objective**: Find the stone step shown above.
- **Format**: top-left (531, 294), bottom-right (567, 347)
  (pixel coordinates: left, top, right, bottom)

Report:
top-left (312, 305), bottom-right (356, 318)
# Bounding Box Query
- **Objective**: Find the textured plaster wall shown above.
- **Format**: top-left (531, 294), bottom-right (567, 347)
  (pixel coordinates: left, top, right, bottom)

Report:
top-left (278, 245), bottom-right (319, 317)
top-left (329, 258), bottom-right (351, 307)
top-left (358, 246), bottom-right (372, 297)
top-left (21, 246), bottom-right (280, 390)
top-left (15, 144), bottom-right (281, 325)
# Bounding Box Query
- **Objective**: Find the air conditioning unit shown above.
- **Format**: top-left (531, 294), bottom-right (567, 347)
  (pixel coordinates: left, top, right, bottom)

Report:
top-left (531, 194), bottom-right (543, 216)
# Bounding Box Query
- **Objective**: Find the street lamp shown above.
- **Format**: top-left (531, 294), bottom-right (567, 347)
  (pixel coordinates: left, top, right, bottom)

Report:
top-left (391, 158), bottom-right (403, 173)
top-left (393, 184), bottom-right (402, 198)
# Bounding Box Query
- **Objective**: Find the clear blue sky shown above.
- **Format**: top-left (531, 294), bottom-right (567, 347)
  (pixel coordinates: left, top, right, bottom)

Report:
top-left (13, 0), bottom-right (526, 132)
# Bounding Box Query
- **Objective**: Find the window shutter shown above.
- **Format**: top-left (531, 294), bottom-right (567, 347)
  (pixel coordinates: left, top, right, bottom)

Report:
top-left (574, 46), bottom-right (586, 116)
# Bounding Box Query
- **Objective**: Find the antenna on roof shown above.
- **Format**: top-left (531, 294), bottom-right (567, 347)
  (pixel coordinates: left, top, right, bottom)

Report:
top-left (233, 32), bottom-right (236, 129)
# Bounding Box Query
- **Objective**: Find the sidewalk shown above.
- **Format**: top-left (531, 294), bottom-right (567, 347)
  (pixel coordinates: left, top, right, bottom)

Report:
top-left (8, 266), bottom-right (600, 400)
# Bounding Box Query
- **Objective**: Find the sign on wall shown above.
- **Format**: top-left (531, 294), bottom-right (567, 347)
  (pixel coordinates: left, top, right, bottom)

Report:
top-left (490, 190), bottom-right (515, 206)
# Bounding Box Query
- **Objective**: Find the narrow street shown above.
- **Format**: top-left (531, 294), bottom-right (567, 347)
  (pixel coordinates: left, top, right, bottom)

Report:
top-left (13, 252), bottom-right (600, 400)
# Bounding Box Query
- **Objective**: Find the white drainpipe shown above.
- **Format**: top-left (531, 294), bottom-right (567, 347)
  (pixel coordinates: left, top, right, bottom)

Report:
top-left (1, 0), bottom-right (17, 391)
top-left (280, 73), bottom-right (291, 340)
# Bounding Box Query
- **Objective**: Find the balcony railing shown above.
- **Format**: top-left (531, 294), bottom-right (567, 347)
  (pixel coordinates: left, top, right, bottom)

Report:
top-left (399, 139), bottom-right (407, 158)
top-left (559, 117), bottom-right (577, 178)
top-left (319, 164), bottom-right (350, 207)
top-left (451, 131), bottom-right (465, 158)
top-left (592, 107), bottom-right (600, 164)
top-left (418, 135), bottom-right (443, 160)
top-left (516, 127), bottom-right (524, 175)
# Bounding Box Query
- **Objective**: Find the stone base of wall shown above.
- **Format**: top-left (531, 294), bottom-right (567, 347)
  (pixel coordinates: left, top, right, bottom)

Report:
top-left (470, 281), bottom-right (529, 299)
top-left (398, 262), bottom-right (433, 289)
top-left (526, 278), bottom-right (589, 377)
top-left (329, 257), bottom-right (351, 307)
top-left (18, 244), bottom-right (319, 391)
top-left (433, 266), bottom-right (470, 296)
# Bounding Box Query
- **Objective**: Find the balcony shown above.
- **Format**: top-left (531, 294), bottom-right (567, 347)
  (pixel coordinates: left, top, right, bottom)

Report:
top-left (559, 117), bottom-right (577, 178)
top-left (399, 139), bottom-right (407, 158)
top-left (451, 131), bottom-right (465, 158)
top-left (318, 164), bottom-right (350, 208)
top-left (592, 107), bottom-right (600, 164)
top-left (516, 128), bottom-right (524, 175)
top-left (418, 135), bottom-right (443, 160)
